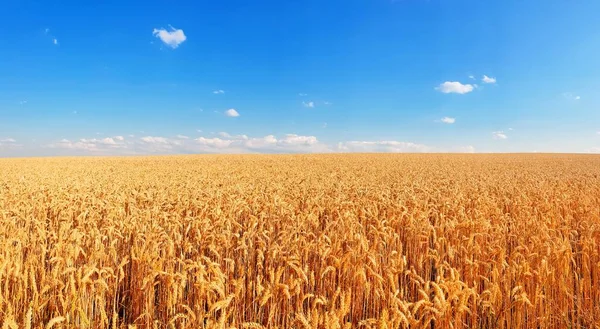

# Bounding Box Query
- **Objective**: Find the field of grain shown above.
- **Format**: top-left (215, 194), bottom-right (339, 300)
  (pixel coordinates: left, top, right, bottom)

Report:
top-left (1, 154), bottom-right (599, 328)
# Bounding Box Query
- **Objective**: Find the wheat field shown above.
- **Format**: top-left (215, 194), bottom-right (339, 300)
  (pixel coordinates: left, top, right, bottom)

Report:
top-left (0, 154), bottom-right (599, 328)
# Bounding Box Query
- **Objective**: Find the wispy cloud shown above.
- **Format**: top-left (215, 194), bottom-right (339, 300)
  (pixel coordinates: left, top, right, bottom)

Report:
top-left (35, 133), bottom-right (486, 156)
top-left (0, 138), bottom-right (20, 151)
top-left (322, 123), bottom-right (328, 128)
top-left (152, 26), bottom-right (187, 48)
top-left (19, 100), bottom-right (27, 105)
top-left (302, 101), bottom-right (315, 108)
top-left (213, 90), bottom-right (225, 94)
top-left (44, 28), bottom-right (59, 45)
top-left (457, 145), bottom-right (476, 153)
top-left (299, 93), bottom-right (308, 96)
top-left (225, 109), bottom-right (240, 117)
top-left (218, 132), bottom-right (248, 139)
top-left (48, 136), bottom-right (127, 152)
top-left (435, 81), bottom-right (476, 94)
top-left (562, 92), bottom-right (581, 100)
top-left (323, 101), bottom-right (332, 105)
top-left (337, 140), bottom-right (432, 153)
top-left (492, 131), bottom-right (508, 140)
top-left (482, 75), bottom-right (496, 84)
top-left (440, 117), bottom-right (456, 124)
top-left (468, 75), bottom-right (475, 80)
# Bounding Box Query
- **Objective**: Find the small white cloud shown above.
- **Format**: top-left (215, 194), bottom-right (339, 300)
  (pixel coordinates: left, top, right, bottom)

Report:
top-left (435, 81), bottom-right (475, 94)
top-left (468, 75), bottom-right (475, 80)
top-left (323, 101), bottom-right (332, 105)
top-left (440, 117), bottom-right (456, 124)
top-left (114, 136), bottom-right (125, 141)
top-left (53, 38), bottom-right (58, 45)
top-left (19, 100), bottom-right (27, 105)
top-left (492, 131), bottom-right (508, 140)
top-left (303, 101), bottom-right (315, 108)
top-left (176, 134), bottom-right (189, 139)
top-left (152, 26), bottom-right (187, 49)
top-left (213, 90), bottom-right (225, 94)
top-left (563, 92), bottom-right (580, 100)
top-left (299, 93), bottom-right (308, 96)
top-left (44, 28), bottom-right (50, 34)
top-left (225, 109), bottom-right (240, 117)
top-left (482, 75), bottom-right (496, 84)
top-left (73, 110), bottom-right (77, 114)
top-left (0, 138), bottom-right (16, 143)
top-left (196, 129), bottom-right (203, 133)
top-left (508, 128), bottom-right (514, 131)
top-left (128, 134), bottom-right (135, 138)
top-left (322, 123), bottom-right (327, 128)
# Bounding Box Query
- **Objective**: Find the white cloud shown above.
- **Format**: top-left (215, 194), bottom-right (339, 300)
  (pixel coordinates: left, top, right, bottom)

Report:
top-left (563, 92), bottom-right (581, 100)
top-left (44, 28), bottom-right (49, 34)
top-left (492, 131), bottom-right (508, 140)
top-left (0, 138), bottom-right (16, 143)
top-left (141, 136), bottom-right (169, 144)
top-left (322, 123), bottom-right (328, 128)
top-left (324, 101), bottom-right (332, 105)
top-left (53, 38), bottom-right (58, 45)
top-left (218, 132), bottom-right (248, 140)
top-left (468, 75), bottom-right (475, 80)
top-left (176, 134), bottom-right (189, 139)
top-left (299, 93), bottom-right (307, 96)
top-left (435, 81), bottom-right (475, 94)
top-left (508, 128), bottom-right (514, 131)
top-left (73, 111), bottom-right (77, 114)
top-left (303, 101), bottom-right (315, 108)
top-left (194, 133), bottom-right (328, 153)
top-left (152, 26), bottom-right (187, 49)
top-left (19, 100), bottom-right (27, 105)
top-left (195, 137), bottom-right (234, 149)
top-left (586, 147), bottom-right (600, 154)
top-left (225, 109), bottom-right (240, 117)
top-left (440, 117), bottom-right (456, 124)
top-left (213, 90), bottom-right (225, 94)
top-left (28, 132), bottom-right (493, 156)
top-left (337, 140), bottom-right (432, 153)
top-left (128, 134), bottom-right (135, 138)
top-left (196, 129), bottom-right (203, 133)
top-left (457, 145), bottom-right (476, 153)
top-left (278, 134), bottom-right (318, 146)
top-left (482, 75), bottom-right (496, 84)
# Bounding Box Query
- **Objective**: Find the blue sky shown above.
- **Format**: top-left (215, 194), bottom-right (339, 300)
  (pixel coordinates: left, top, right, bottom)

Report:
top-left (1, 0), bottom-right (600, 156)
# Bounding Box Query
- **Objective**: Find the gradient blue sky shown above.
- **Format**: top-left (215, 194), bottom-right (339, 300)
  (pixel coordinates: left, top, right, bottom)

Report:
top-left (1, 0), bottom-right (600, 156)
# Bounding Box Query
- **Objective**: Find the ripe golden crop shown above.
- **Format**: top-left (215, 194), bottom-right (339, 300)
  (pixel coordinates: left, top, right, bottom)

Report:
top-left (0, 154), bottom-right (599, 328)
